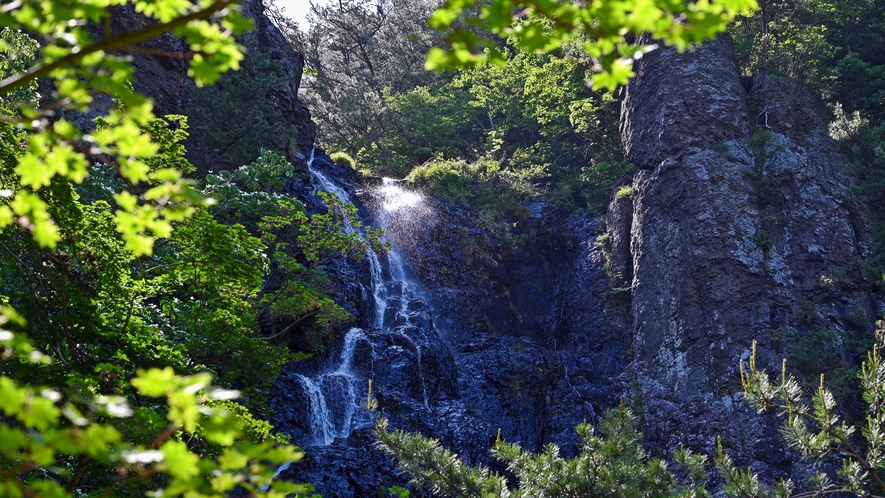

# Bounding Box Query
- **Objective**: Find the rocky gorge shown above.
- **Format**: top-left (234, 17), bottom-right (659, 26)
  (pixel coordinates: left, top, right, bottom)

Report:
top-left (124, 3), bottom-right (885, 495)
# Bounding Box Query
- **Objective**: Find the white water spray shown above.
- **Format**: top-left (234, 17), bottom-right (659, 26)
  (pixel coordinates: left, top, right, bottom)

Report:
top-left (295, 151), bottom-right (433, 445)
top-left (307, 151), bottom-right (387, 328)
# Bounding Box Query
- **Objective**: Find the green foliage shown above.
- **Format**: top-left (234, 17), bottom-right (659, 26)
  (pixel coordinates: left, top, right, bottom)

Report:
top-left (744, 127), bottom-right (791, 212)
top-left (769, 324), bottom-right (873, 397)
top-left (388, 485), bottom-right (411, 498)
top-left (330, 151), bottom-right (357, 170)
top-left (730, 0), bottom-right (885, 121)
top-left (295, 0), bottom-right (444, 167)
top-left (426, 0), bottom-right (756, 90)
top-left (596, 232), bottom-right (616, 280)
top-left (353, 40), bottom-right (633, 217)
top-left (188, 52), bottom-right (294, 169)
top-left (361, 84), bottom-right (483, 177)
top-left (408, 158), bottom-right (528, 213)
top-left (376, 404), bottom-right (712, 497)
top-left (0, 322), bottom-right (310, 497)
top-left (740, 328), bottom-right (885, 495)
top-left (0, 0), bottom-right (250, 255)
top-left (302, 8), bottom-right (645, 219)
top-left (203, 148), bottom-right (295, 230)
top-left (256, 190), bottom-right (388, 354)
top-left (0, 119), bottom-right (332, 410)
top-left (0, 68), bottom-right (380, 494)
top-left (830, 105), bottom-right (885, 274)
top-left (715, 434), bottom-right (794, 498)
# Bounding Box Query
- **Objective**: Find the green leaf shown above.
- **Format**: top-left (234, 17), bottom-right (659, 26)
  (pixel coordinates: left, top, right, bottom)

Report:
top-left (15, 154), bottom-right (53, 188)
top-left (210, 472), bottom-right (241, 492)
top-left (0, 377), bottom-right (28, 417)
top-left (131, 367), bottom-right (178, 397)
top-left (201, 413), bottom-right (242, 446)
top-left (160, 440), bottom-right (200, 480)
top-left (20, 396), bottom-right (60, 429)
top-left (218, 448), bottom-right (249, 471)
top-left (80, 424), bottom-right (122, 458)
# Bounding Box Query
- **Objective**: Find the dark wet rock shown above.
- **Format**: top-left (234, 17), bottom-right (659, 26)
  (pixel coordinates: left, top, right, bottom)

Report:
top-left (280, 432), bottom-right (418, 498)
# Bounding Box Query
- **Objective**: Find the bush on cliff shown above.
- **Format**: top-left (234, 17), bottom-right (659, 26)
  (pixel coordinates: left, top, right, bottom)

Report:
top-left (376, 403), bottom-right (712, 497)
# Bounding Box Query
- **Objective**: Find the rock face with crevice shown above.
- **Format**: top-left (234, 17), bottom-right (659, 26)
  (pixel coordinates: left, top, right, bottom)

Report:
top-left (101, 0), bottom-right (315, 168)
top-left (617, 33), bottom-right (878, 473)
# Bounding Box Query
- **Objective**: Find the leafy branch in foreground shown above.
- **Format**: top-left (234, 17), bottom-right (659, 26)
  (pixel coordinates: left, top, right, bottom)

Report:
top-left (0, 309), bottom-right (311, 497)
top-left (425, 0), bottom-right (757, 90)
top-left (0, 1), bottom-right (250, 255)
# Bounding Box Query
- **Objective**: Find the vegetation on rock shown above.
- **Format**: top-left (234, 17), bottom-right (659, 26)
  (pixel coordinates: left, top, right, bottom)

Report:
top-left (0, 1), bottom-right (382, 494)
top-left (4, 0), bottom-right (885, 495)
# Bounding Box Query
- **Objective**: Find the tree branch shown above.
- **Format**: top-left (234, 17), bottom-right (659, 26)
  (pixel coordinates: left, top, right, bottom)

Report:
top-left (0, 0), bottom-right (240, 96)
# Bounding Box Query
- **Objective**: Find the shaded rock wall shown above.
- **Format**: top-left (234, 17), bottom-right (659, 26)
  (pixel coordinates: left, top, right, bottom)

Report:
top-left (105, 0), bottom-right (315, 169)
top-left (620, 35), bottom-right (750, 170)
top-left (369, 193), bottom-right (633, 453)
top-left (618, 34), bottom-right (878, 471)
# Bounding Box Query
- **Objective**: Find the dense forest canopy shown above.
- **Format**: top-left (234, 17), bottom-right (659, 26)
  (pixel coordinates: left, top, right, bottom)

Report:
top-left (1, 0), bottom-right (885, 495)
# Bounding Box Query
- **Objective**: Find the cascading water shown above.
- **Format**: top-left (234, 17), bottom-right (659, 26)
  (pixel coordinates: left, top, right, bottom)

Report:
top-left (293, 151), bottom-right (433, 446)
top-left (307, 150), bottom-right (388, 328)
top-left (295, 328), bottom-right (373, 447)
top-left (373, 178), bottom-right (436, 407)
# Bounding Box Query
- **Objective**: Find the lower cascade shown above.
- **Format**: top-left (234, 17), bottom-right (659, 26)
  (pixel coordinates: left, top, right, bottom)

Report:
top-left (294, 328), bottom-right (371, 447)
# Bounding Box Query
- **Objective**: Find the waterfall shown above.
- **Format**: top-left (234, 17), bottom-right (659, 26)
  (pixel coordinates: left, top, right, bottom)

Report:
top-left (294, 150), bottom-right (433, 447)
top-left (296, 328), bottom-right (372, 447)
top-left (307, 151), bottom-right (387, 328)
top-left (296, 374), bottom-right (335, 446)
top-left (374, 179), bottom-right (431, 407)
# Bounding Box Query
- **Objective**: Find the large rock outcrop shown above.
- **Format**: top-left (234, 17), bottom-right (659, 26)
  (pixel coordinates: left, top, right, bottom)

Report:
top-left (617, 34), bottom-right (878, 472)
top-left (102, 0), bottom-right (315, 168)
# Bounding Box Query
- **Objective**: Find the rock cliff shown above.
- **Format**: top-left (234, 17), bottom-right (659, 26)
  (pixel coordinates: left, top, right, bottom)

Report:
top-left (618, 34), bottom-right (878, 472)
top-left (103, 0), bottom-right (315, 169)
top-left (119, 6), bottom-right (884, 493)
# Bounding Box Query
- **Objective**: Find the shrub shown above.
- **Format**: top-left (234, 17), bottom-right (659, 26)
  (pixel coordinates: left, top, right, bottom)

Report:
top-left (375, 403), bottom-right (705, 497)
top-left (330, 151), bottom-right (357, 169)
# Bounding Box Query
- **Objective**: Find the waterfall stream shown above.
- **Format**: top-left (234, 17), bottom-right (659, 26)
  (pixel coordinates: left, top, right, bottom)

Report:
top-left (307, 149), bottom-right (388, 328)
top-left (293, 151), bottom-right (432, 447)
